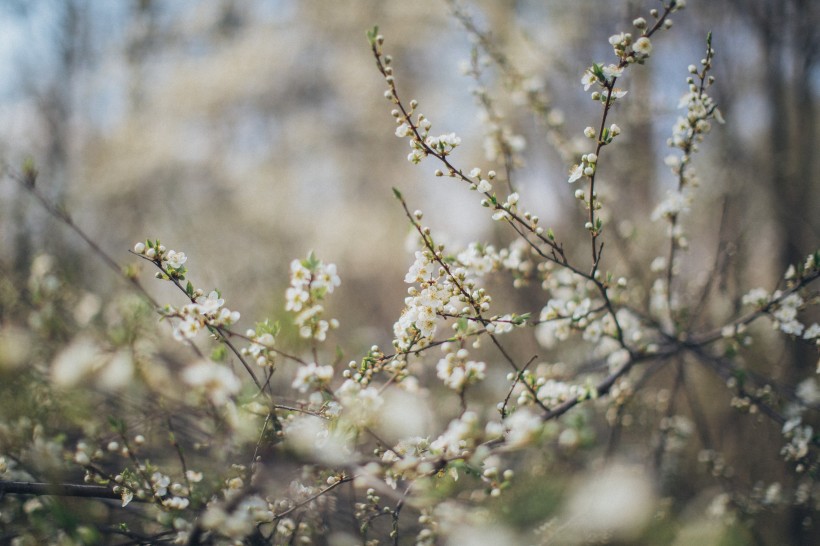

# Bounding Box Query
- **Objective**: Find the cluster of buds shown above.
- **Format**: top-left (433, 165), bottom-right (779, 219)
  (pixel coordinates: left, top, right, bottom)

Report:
top-left (133, 239), bottom-right (187, 280)
top-left (567, 152), bottom-right (598, 184)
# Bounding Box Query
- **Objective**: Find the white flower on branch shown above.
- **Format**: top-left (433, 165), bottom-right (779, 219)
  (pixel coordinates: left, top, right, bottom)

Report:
top-left (182, 360), bottom-right (241, 405)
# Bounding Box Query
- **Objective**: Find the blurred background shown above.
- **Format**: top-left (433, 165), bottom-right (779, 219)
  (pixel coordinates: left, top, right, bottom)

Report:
top-left (0, 0), bottom-right (818, 543)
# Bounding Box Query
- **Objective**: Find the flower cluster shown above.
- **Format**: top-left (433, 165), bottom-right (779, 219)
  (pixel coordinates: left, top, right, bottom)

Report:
top-left (393, 235), bottom-right (501, 353)
top-left (567, 152), bottom-right (598, 184)
top-left (242, 320), bottom-right (279, 368)
top-left (781, 417), bottom-right (813, 464)
top-left (201, 494), bottom-right (275, 540)
top-left (535, 269), bottom-right (603, 347)
top-left (580, 63), bottom-right (628, 105)
top-left (133, 239), bottom-right (187, 279)
top-left (429, 411), bottom-right (482, 458)
top-left (395, 112), bottom-right (461, 165)
top-left (653, 34), bottom-right (723, 230)
top-left (436, 345), bottom-right (486, 392)
top-left (336, 379), bottom-right (384, 427)
top-left (741, 253), bottom-right (820, 341)
top-left (292, 362), bottom-right (334, 394)
top-left (181, 359), bottom-right (241, 405)
top-left (468, 166), bottom-right (494, 194)
top-left (285, 252), bottom-right (340, 341)
top-left (608, 32), bottom-right (653, 63)
top-left (167, 289), bottom-right (240, 341)
top-left (394, 250), bottom-right (458, 350)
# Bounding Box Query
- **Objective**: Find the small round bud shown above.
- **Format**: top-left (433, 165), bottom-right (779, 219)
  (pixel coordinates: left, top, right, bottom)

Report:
top-left (134, 242), bottom-right (146, 254)
top-left (583, 126), bottom-right (596, 138)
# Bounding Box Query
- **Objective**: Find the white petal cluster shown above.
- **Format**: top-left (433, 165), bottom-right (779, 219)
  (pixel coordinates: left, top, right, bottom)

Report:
top-left (133, 241), bottom-right (187, 274)
top-left (292, 362), bottom-right (334, 393)
top-left (285, 254), bottom-right (341, 342)
top-left (436, 348), bottom-right (486, 392)
top-left (336, 379), bottom-right (384, 427)
top-left (394, 251), bottom-right (459, 351)
top-left (771, 292), bottom-right (805, 336)
top-left (430, 412), bottom-right (480, 458)
top-left (170, 290), bottom-right (240, 341)
top-left (651, 188), bottom-right (692, 221)
top-left (182, 359), bottom-right (241, 405)
top-left (201, 495), bottom-right (274, 540)
top-left (243, 331), bottom-right (276, 368)
top-left (781, 417), bottom-right (813, 462)
top-left (502, 408), bottom-right (543, 448)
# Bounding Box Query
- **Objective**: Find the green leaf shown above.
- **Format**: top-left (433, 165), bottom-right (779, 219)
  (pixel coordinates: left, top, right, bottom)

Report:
top-left (591, 62), bottom-right (605, 83)
top-left (513, 313), bottom-right (530, 325)
top-left (456, 317), bottom-right (469, 333)
top-left (302, 251), bottom-right (320, 271)
top-left (255, 319), bottom-right (280, 337)
top-left (392, 187), bottom-right (403, 200)
top-left (366, 25), bottom-right (379, 46)
top-left (211, 345), bottom-right (227, 362)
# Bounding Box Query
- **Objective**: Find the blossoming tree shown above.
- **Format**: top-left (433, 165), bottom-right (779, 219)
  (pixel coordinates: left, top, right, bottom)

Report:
top-left (1, 1), bottom-right (819, 544)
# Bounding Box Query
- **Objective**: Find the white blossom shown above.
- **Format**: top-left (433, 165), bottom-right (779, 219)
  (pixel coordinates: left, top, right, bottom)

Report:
top-left (182, 360), bottom-right (241, 405)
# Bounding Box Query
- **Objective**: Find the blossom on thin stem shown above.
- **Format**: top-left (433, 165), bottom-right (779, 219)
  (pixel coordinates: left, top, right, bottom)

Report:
top-left (285, 252), bottom-right (341, 342)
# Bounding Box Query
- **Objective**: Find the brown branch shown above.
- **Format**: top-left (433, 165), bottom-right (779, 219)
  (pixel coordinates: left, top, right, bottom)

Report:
top-left (0, 480), bottom-right (146, 503)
